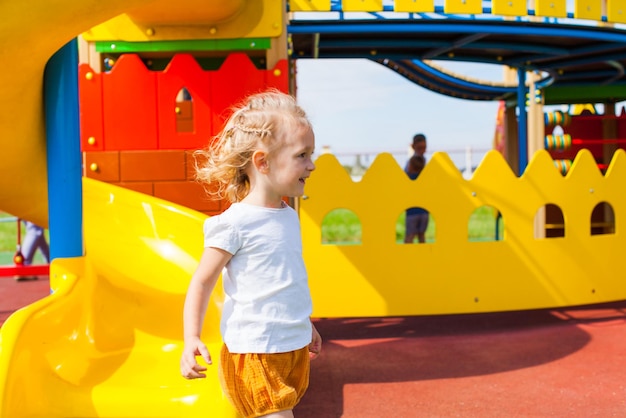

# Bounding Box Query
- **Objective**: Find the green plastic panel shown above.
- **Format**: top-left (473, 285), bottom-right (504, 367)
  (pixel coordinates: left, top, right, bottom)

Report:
top-left (544, 84), bottom-right (626, 105)
top-left (95, 38), bottom-right (271, 53)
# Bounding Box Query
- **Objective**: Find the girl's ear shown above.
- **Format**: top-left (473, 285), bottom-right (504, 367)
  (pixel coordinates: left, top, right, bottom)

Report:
top-left (252, 150), bottom-right (269, 174)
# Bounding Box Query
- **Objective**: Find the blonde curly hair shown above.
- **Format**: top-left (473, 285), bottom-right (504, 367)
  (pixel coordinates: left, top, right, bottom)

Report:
top-left (194, 89), bottom-right (312, 203)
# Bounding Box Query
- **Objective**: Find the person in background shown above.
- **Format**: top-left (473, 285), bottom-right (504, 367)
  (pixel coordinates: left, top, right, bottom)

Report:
top-left (404, 133), bottom-right (429, 244)
top-left (180, 90), bottom-right (322, 418)
top-left (15, 221), bottom-right (50, 281)
top-left (404, 155), bottom-right (429, 243)
top-left (410, 133), bottom-right (427, 160)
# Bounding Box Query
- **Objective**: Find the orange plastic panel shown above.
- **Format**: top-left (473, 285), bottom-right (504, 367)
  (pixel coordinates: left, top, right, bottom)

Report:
top-left (115, 181), bottom-right (154, 195)
top-left (443, 0), bottom-right (482, 14)
top-left (394, 0), bottom-right (434, 12)
top-left (342, 0), bottom-right (383, 11)
top-left (574, 0), bottom-right (602, 21)
top-left (535, 0), bottom-right (567, 17)
top-left (154, 181), bottom-right (222, 213)
top-left (79, 64), bottom-right (104, 152)
top-left (290, 0), bottom-right (331, 11)
top-left (102, 55), bottom-right (158, 151)
top-left (84, 152), bottom-right (120, 182)
top-left (156, 54), bottom-right (212, 150)
top-left (492, 0), bottom-right (526, 16)
top-left (607, 0), bottom-right (626, 24)
top-left (119, 150), bottom-right (186, 181)
top-left (184, 150), bottom-right (198, 179)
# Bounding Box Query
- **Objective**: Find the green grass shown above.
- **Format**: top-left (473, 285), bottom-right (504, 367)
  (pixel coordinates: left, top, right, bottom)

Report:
top-left (322, 206), bottom-right (503, 244)
top-left (321, 209), bottom-right (362, 244)
top-left (468, 206), bottom-right (503, 241)
top-left (0, 212), bottom-right (49, 265)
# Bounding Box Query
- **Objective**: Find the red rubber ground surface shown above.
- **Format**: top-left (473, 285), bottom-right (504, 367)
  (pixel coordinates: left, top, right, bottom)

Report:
top-left (0, 274), bottom-right (50, 325)
top-left (3, 278), bottom-right (626, 417)
top-left (296, 305), bottom-right (626, 417)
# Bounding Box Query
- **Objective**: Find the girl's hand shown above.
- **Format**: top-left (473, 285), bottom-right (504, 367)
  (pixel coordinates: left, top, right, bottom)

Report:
top-left (180, 337), bottom-right (212, 379)
top-left (309, 323), bottom-right (322, 360)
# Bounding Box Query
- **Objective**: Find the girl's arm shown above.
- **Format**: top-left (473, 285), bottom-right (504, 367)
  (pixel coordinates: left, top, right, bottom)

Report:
top-left (309, 320), bottom-right (322, 360)
top-left (180, 246), bottom-right (232, 379)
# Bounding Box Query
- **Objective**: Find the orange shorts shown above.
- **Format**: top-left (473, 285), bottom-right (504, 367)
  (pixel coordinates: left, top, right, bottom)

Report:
top-left (218, 344), bottom-right (310, 418)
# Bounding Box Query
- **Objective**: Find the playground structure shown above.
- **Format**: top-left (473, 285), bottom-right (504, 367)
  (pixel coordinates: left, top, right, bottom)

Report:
top-left (2, 0), bottom-right (626, 416)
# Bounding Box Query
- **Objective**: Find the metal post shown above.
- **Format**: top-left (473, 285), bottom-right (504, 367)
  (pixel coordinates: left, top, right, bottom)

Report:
top-left (44, 39), bottom-right (84, 264)
top-left (463, 145), bottom-right (473, 178)
top-left (517, 68), bottom-right (528, 175)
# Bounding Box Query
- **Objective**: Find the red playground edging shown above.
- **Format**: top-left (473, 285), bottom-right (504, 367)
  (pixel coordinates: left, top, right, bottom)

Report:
top-left (0, 264), bottom-right (50, 277)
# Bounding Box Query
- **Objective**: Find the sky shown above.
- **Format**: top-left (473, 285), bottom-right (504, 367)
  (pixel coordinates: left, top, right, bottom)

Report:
top-left (295, 58), bottom-right (503, 170)
top-left (288, 0), bottom-right (599, 171)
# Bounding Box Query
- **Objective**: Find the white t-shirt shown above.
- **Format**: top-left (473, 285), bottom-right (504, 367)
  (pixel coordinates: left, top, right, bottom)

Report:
top-left (203, 202), bottom-right (313, 353)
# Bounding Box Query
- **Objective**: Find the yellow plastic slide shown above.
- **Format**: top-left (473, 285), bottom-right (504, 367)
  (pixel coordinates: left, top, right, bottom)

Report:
top-left (0, 0), bottom-right (154, 226)
top-left (1, 1), bottom-right (236, 415)
top-left (1, 0), bottom-right (261, 224)
top-left (0, 178), bottom-right (236, 417)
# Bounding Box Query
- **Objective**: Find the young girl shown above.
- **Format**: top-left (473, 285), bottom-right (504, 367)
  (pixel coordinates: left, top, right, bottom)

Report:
top-left (180, 90), bottom-right (322, 418)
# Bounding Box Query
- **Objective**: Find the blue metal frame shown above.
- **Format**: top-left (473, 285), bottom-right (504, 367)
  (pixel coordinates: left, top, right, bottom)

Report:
top-left (44, 39), bottom-right (84, 264)
top-left (377, 59), bottom-right (514, 100)
top-left (517, 68), bottom-right (528, 175)
top-left (288, 22), bottom-right (626, 46)
top-left (380, 59), bottom-right (554, 100)
top-left (410, 60), bottom-right (518, 93)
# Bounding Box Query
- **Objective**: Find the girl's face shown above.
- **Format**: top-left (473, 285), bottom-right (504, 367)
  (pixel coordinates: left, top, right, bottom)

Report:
top-left (266, 124), bottom-right (316, 199)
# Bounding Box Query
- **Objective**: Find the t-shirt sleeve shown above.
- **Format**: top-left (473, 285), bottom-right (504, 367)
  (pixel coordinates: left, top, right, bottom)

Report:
top-left (203, 216), bottom-right (240, 255)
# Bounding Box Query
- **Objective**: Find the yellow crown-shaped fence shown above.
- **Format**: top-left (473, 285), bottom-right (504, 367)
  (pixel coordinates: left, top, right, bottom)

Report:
top-left (301, 149), bottom-right (626, 317)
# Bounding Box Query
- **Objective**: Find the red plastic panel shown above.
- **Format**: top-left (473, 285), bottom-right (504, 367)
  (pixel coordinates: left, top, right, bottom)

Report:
top-left (210, 53), bottom-right (287, 135)
top-left (102, 54), bottom-right (158, 150)
top-left (265, 59), bottom-right (290, 92)
top-left (617, 115), bottom-right (626, 140)
top-left (567, 115), bottom-right (604, 159)
top-left (157, 54), bottom-right (212, 150)
top-left (78, 64), bottom-right (104, 151)
top-left (82, 53), bottom-right (290, 154)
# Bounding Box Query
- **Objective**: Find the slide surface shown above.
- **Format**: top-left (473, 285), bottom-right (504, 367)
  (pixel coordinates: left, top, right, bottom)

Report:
top-left (0, 178), bottom-right (235, 417)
